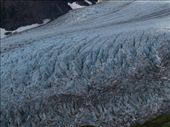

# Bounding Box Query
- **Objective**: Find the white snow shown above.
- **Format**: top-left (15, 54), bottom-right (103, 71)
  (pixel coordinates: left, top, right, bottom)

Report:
top-left (85, 0), bottom-right (92, 5)
top-left (15, 24), bottom-right (40, 33)
top-left (0, 19), bottom-right (50, 39)
top-left (15, 19), bottom-right (50, 33)
top-left (68, 2), bottom-right (86, 9)
top-left (0, 28), bottom-right (11, 39)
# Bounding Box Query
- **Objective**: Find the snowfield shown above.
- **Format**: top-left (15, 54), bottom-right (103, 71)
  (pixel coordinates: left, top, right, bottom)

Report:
top-left (1, 1), bottom-right (170, 127)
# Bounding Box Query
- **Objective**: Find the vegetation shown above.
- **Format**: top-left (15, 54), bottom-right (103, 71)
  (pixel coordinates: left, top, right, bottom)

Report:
top-left (79, 114), bottom-right (170, 127)
top-left (132, 114), bottom-right (170, 127)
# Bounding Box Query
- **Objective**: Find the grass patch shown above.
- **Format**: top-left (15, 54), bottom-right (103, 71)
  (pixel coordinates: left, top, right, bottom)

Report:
top-left (132, 114), bottom-right (170, 127)
top-left (79, 114), bottom-right (170, 127)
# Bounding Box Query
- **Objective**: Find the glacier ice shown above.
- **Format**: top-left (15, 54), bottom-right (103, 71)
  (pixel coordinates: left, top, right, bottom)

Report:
top-left (1, 1), bottom-right (170, 127)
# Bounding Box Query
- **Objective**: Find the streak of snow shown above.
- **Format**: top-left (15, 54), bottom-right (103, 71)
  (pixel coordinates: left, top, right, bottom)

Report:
top-left (0, 19), bottom-right (50, 39)
top-left (14, 19), bottom-right (50, 33)
top-left (0, 28), bottom-right (11, 38)
top-left (85, 0), bottom-right (92, 5)
top-left (68, 2), bottom-right (86, 9)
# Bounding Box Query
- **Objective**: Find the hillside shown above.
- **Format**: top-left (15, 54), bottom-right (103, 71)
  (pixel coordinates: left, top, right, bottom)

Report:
top-left (0, 0), bottom-right (98, 31)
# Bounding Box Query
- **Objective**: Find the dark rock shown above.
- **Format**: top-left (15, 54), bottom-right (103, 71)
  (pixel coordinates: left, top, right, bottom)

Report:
top-left (0, 0), bottom-right (72, 30)
top-left (0, 0), bottom-right (98, 31)
top-left (4, 31), bottom-right (12, 35)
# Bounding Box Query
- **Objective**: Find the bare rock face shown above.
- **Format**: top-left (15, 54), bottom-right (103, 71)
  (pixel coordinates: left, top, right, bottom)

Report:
top-left (1, 1), bottom-right (170, 127)
top-left (0, 0), bottom-right (98, 31)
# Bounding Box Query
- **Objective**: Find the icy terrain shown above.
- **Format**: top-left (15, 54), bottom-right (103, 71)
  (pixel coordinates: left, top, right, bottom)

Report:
top-left (1, 1), bottom-right (170, 127)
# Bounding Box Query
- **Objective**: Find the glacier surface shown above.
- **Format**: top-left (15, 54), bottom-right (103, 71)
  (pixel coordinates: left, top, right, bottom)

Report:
top-left (1, 1), bottom-right (170, 127)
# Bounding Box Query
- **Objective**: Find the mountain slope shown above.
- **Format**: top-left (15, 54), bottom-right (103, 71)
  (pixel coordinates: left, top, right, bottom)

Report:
top-left (0, 0), bottom-right (98, 31)
top-left (1, 1), bottom-right (170, 127)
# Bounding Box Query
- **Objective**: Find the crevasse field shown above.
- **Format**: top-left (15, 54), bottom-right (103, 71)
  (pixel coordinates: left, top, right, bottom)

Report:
top-left (1, 1), bottom-right (170, 127)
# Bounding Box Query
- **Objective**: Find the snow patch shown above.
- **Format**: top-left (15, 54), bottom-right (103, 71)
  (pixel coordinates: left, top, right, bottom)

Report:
top-left (68, 2), bottom-right (86, 9)
top-left (85, 0), bottom-right (92, 5)
top-left (0, 19), bottom-right (50, 39)
top-left (0, 28), bottom-right (11, 39)
top-left (13, 19), bottom-right (50, 33)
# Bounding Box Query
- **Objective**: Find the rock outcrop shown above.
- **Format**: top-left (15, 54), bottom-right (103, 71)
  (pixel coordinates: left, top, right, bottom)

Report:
top-left (0, 0), bottom-right (98, 30)
top-left (1, 1), bottom-right (170, 127)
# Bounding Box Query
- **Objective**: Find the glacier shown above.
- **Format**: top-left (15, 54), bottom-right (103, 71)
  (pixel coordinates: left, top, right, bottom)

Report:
top-left (1, 1), bottom-right (170, 127)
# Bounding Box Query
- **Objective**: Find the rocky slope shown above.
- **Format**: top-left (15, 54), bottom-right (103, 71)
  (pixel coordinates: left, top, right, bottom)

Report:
top-left (0, 0), bottom-right (98, 31)
top-left (1, 1), bottom-right (170, 127)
